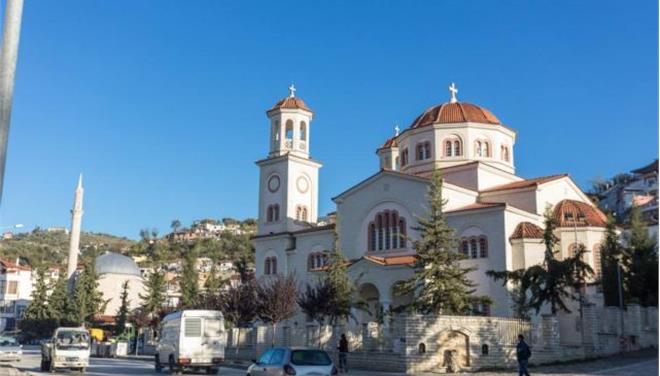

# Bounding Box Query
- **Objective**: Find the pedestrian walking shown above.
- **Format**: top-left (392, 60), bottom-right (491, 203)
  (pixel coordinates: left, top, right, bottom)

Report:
top-left (337, 334), bottom-right (349, 373)
top-left (516, 334), bottom-right (532, 376)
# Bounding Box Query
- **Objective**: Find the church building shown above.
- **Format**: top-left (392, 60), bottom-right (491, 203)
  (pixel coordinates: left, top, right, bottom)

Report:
top-left (252, 84), bottom-right (607, 322)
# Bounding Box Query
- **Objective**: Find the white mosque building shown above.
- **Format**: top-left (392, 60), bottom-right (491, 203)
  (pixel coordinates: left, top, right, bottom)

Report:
top-left (253, 84), bottom-right (607, 322)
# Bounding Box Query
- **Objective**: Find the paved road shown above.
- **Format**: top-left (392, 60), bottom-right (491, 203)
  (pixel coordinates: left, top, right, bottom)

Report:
top-left (8, 347), bottom-right (658, 376)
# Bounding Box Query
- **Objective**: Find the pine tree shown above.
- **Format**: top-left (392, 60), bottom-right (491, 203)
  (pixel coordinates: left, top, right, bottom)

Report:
top-left (600, 215), bottom-right (624, 306)
top-left (625, 205), bottom-right (658, 306)
top-left (48, 272), bottom-right (73, 325)
top-left (180, 251), bottom-right (200, 308)
top-left (400, 170), bottom-right (487, 314)
top-left (115, 280), bottom-right (131, 335)
top-left (139, 268), bottom-right (167, 323)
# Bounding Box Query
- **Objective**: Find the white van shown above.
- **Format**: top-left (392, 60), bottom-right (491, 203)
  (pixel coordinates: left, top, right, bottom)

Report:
top-left (155, 310), bottom-right (226, 375)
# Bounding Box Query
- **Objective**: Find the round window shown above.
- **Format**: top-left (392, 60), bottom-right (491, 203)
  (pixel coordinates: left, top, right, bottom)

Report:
top-left (268, 175), bottom-right (280, 193)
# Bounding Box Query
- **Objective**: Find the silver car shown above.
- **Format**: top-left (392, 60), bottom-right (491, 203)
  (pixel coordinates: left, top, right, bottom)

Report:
top-left (247, 347), bottom-right (337, 376)
top-left (0, 336), bottom-right (22, 362)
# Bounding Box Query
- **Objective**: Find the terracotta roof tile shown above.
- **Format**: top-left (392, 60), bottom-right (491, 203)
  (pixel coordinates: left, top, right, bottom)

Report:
top-left (378, 136), bottom-right (398, 150)
top-left (363, 255), bottom-right (418, 266)
top-left (267, 96), bottom-right (313, 114)
top-left (410, 102), bottom-right (501, 129)
top-left (510, 222), bottom-right (544, 240)
top-left (553, 199), bottom-right (607, 228)
top-left (0, 259), bottom-right (30, 271)
top-left (480, 174), bottom-right (568, 193)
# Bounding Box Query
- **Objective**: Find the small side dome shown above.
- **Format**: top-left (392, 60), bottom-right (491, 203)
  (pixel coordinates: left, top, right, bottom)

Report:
top-left (510, 222), bottom-right (544, 240)
top-left (378, 136), bottom-right (398, 150)
top-left (553, 199), bottom-right (607, 228)
top-left (95, 252), bottom-right (141, 277)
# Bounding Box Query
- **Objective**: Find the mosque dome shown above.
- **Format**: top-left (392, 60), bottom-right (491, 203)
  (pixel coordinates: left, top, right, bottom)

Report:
top-left (95, 252), bottom-right (141, 277)
top-left (409, 101), bottom-right (501, 129)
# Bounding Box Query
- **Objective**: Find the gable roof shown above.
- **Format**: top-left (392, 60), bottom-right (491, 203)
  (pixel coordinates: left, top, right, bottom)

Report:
top-left (332, 169), bottom-right (430, 202)
top-left (444, 202), bottom-right (505, 214)
top-left (480, 174), bottom-right (568, 193)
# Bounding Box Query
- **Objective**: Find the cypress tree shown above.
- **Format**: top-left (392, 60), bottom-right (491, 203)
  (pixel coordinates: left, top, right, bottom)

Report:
top-left (180, 251), bottom-right (199, 308)
top-left (115, 280), bottom-right (130, 335)
top-left (71, 258), bottom-right (106, 325)
top-left (400, 170), bottom-right (487, 314)
top-left (600, 215), bottom-right (624, 306)
top-left (625, 205), bottom-right (658, 306)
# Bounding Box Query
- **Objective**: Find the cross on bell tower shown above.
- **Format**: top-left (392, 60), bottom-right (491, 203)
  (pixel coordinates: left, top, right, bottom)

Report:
top-left (288, 83), bottom-right (296, 98)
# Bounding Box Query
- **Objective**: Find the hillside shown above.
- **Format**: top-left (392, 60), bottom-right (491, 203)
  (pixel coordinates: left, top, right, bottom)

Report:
top-left (0, 229), bottom-right (136, 267)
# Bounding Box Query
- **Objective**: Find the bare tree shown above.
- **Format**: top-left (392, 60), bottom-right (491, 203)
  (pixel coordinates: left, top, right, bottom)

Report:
top-left (218, 281), bottom-right (258, 354)
top-left (256, 274), bottom-right (297, 346)
top-left (297, 279), bottom-right (333, 347)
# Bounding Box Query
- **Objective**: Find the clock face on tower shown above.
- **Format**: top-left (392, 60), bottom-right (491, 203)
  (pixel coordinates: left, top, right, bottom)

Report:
top-left (296, 176), bottom-right (309, 193)
top-left (268, 175), bottom-right (280, 193)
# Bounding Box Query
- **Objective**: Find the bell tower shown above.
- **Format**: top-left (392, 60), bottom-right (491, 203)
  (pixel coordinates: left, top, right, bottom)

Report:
top-left (256, 85), bottom-right (321, 235)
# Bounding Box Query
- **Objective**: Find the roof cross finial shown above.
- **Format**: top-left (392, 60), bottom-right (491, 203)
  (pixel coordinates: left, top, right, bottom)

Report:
top-left (449, 82), bottom-right (458, 103)
top-left (288, 83), bottom-right (296, 98)
top-left (394, 123), bottom-right (400, 136)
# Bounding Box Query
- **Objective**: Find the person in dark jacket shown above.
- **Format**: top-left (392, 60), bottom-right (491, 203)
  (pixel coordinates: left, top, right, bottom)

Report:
top-left (516, 334), bottom-right (531, 376)
top-left (337, 334), bottom-right (349, 373)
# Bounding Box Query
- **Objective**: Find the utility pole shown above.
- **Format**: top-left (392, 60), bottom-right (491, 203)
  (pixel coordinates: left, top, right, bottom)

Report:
top-left (0, 0), bottom-right (24, 205)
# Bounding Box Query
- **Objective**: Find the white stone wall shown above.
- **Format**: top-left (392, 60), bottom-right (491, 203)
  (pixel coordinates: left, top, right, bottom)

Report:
top-left (97, 274), bottom-right (144, 316)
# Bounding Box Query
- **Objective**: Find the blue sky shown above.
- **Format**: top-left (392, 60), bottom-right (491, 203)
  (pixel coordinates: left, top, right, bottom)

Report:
top-left (1, 1), bottom-right (657, 239)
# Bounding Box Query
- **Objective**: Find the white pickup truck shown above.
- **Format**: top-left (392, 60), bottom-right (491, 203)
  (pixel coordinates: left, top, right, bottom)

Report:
top-left (41, 327), bottom-right (91, 373)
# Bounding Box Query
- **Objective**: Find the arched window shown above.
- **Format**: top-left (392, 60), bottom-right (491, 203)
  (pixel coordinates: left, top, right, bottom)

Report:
top-left (424, 142), bottom-right (431, 159)
top-left (453, 140), bottom-right (461, 156)
top-left (285, 120), bottom-right (294, 140)
top-left (418, 343), bottom-right (426, 354)
top-left (266, 205), bottom-right (280, 223)
top-left (308, 252), bottom-right (329, 271)
top-left (479, 236), bottom-right (488, 258)
top-left (295, 205), bottom-right (309, 221)
top-left (461, 236), bottom-right (489, 259)
top-left (367, 211), bottom-right (407, 252)
top-left (482, 344), bottom-right (489, 355)
top-left (300, 121), bottom-right (307, 141)
top-left (265, 256), bottom-right (277, 275)
top-left (501, 145), bottom-right (510, 162)
top-left (444, 137), bottom-right (462, 157)
top-left (483, 142), bottom-right (490, 157)
top-left (593, 243), bottom-right (602, 277)
top-left (416, 143), bottom-right (424, 161)
top-left (401, 148), bottom-right (409, 167)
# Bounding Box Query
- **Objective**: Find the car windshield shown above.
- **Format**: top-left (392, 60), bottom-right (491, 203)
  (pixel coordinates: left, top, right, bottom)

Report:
top-left (0, 337), bottom-right (17, 347)
top-left (290, 350), bottom-right (332, 366)
top-left (55, 331), bottom-right (89, 349)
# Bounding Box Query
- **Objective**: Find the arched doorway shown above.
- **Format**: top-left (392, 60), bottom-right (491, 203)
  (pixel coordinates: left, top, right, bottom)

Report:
top-left (438, 330), bottom-right (470, 369)
top-left (358, 283), bottom-right (381, 324)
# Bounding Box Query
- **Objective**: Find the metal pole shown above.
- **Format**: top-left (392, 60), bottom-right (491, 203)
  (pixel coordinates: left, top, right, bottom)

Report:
top-left (617, 261), bottom-right (625, 335)
top-left (0, 0), bottom-right (24, 205)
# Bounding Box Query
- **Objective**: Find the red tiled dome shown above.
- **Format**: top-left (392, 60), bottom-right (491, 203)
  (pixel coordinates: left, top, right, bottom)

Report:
top-left (267, 96), bottom-right (313, 114)
top-left (409, 102), bottom-right (501, 129)
top-left (553, 199), bottom-right (607, 228)
top-left (510, 222), bottom-right (544, 240)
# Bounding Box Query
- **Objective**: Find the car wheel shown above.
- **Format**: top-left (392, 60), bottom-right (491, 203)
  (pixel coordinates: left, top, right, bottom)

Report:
top-left (154, 354), bottom-right (162, 372)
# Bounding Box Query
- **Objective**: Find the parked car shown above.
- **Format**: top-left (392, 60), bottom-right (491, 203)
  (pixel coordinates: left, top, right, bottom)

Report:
top-left (247, 347), bottom-right (337, 376)
top-left (0, 336), bottom-right (21, 362)
top-left (155, 310), bottom-right (226, 375)
top-left (40, 327), bottom-right (91, 373)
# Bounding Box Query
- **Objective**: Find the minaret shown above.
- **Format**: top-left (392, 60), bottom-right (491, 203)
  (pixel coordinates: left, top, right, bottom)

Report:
top-left (66, 174), bottom-right (84, 281)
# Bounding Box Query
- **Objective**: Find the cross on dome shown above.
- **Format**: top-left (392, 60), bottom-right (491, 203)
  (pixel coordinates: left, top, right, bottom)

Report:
top-left (449, 82), bottom-right (458, 103)
top-left (288, 83), bottom-right (296, 98)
